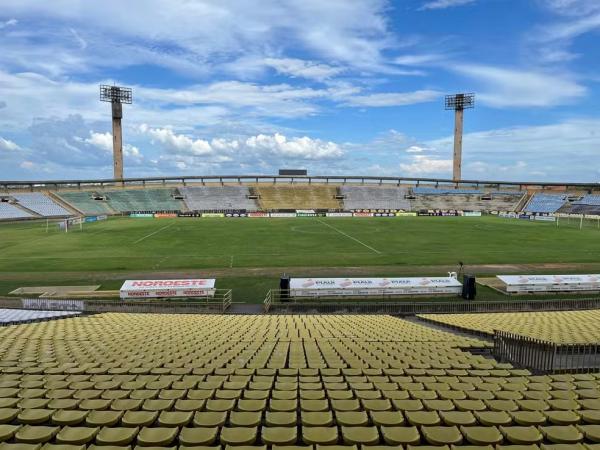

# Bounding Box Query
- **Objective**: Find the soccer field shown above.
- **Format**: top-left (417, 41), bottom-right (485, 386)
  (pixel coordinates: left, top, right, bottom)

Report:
top-left (1, 215), bottom-right (600, 273)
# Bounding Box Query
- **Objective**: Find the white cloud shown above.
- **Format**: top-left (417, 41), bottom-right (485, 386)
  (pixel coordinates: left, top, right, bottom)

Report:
top-left (454, 65), bottom-right (586, 107)
top-left (343, 90), bottom-right (441, 107)
top-left (0, 19), bottom-right (18, 29)
top-left (140, 125), bottom-right (343, 160)
top-left (420, 0), bottom-right (476, 10)
top-left (83, 131), bottom-right (112, 153)
top-left (406, 145), bottom-right (427, 153)
top-left (400, 154), bottom-right (452, 175)
top-left (263, 58), bottom-right (344, 81)
top-left (394, 54), bottom-right (444, 66)
top-left (542, 0), bottom-right (600, 17)
top-left (0, 137), bottom-right (21, 152)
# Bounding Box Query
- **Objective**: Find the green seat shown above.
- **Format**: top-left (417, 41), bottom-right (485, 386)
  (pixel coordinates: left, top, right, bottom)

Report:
top-left (453, 399), bottom-right (486, 411)
top-left (580, 410), bottom-right (600, 424)
top-left (266, 412), bottom-right (297, 427)
top-left (142, 399), bottom-right (174, 412)
top-left (238, 399), bottom-right (267, 412)
top-left (302, 426), bottom-right (338, 445)
top-left (193, 411), bottom-right (228, 427)
top-left (369, 411), bottom-right (404, 426)
top-left (474, 411), bottom-right (512, 426)
top-left (577, 424), bottom-right (600, 442)
top-left (300, 400), bottom-right (328, 412)
top-left (55, 426), bottom-right (99, 445)
top-left (122, 411), bottom-right (158, 427)
top-left (439, 410), bottom-right (476, 426)
top-left (110, 399), bottom-right (143, 411)
top-left (391, 399), bottom-right (423, 411)
top-left (336, 411), bottom-right (368, 426)
top-left (540, 425), bottom-right (583, 444)
top-left (0, 409), bottom-right (19, 424)
top-left (85, 410), bottom-right (123, 427)
top-left (17, 410), bottom-right (54, 425)
top-left (510, 411), bottom-right (547, 426)
top-left (51, 409), bottom-right (88, 425)
top-left (178, 427), bottom-right (218, 446)
top-left (545, 410), bottom-right (580, 425)
top-left (14, 426), bottom-right (59, 444)
top-left (0, 424), bottom-right (21, 441)
top-left (220, 427), bottom-right (258, 445)
top-left (0, 445), bottom-right (43, 450)
top-left (157, 410), bottom-right (192, 427)
top-left (381, 426), bottom-right (420, 445)
top-left (79, 399), bottom-right (111, 411)
top-left (406, 410), bottom-right (440, 426)
top-left (174, 399), bottom-right (205, 412)
top-left (460, 426), bottom-right (503, 445)
top-left (341, 426), bottom-right (379, 445)
top-left (261, 427), bottom-right (298, 445)
top-left (362, 399), bottom-right (391, 411)
top-left (421, 425), bottom-right (463, 445)
top-left (41, 444), bottom-right (86, 450)
top-left (206, 399), bottom-right (236, 412)
top-left (230, 411), bottom-right (262, 427)
top-left (95, 426), bottom-right (138, 445)
top-left (136, 427), bottom-right (178, 446)
top-left (331, 400), bottom-right (360, 412)
top-left (500, 425), bottom-right (543, 444)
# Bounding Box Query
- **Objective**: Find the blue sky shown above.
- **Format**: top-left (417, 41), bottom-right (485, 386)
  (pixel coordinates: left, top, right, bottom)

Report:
top-left (0, 0), bottom-right (599, 182)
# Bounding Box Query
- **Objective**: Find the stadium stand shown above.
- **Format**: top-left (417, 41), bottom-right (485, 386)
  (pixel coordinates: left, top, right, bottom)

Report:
top-left (1, 313), bottom-right (600, 447)
top-left (256, 185), bottom-right (341, 210)
top-left (0, 202), bottom-right (33, 220)
top-left (10, 192), bottom-right (71, 217)
top-left (180, 186), bottom-right (258, 211)
top-left (574, 195), bottom-right (600, 206)
top-left (56, 191), bottom-right (115, 215)
top-left (0, 308), bottom-right (80, 324)
top-left (340, 186), bottom-right (411, 210)
top-left (419, 310), bottom-right (600, 344)
top-left (411, 193), bottom-right (522, 212)
top-left (525, 193), bottom-right (569, 214)
top-left (104, 189), bottom-right (184, 212)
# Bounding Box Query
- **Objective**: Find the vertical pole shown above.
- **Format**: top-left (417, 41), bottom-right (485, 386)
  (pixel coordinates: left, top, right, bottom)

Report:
top-left (112, 101), bottom-right (124, 180)
top-left (580, 215), bottom-right (583, 230)
top-left (453, 108), bottom-right (464, 182)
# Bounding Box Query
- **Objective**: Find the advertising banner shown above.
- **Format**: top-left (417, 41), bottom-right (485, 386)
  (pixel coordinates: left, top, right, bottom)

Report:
top-left (270, 212), bottom-right (297, 218)
top-left (534, 216), bottom-right (556, 222)
top-left (290, 277), bottom-right (462, 297)
top-left (326, 212), bottom-right (353, 217)
top-left (120, 279), bottom-right (216, 299)
top-left (21, 299), bottom-right (85, 311)
top-left (463, 211), bottom-right (482, 217)
top-left (130, 213), bottom-right (154, 218)
top-left (202, 213), bottom-right (225, 218)
top-left (353, 212), bottom-right (374, 217)
top-left (248, 212), bottom-right (269, 218)
top-left (498, 274), bottom-right (600, 293)
top-left (396, 212), bottom-right (417, 217)
top-left (155, 213), bottom-right (177, 218)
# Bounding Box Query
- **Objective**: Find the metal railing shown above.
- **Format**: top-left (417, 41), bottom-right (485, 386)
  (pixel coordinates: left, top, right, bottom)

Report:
top-left (0, 290), bottom-right (233, 315)
top-left (493, 330), bottom-right (600, 373)
top-left (264, 289), bottom-right (600, 314)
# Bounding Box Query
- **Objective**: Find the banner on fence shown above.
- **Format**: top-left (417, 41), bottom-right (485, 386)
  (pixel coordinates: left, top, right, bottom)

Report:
top-left (21, 299), bottom-right (85, 311)
top-left (154, 213), bottom-right (178, 218)
top-left (353, 212), bottom-right (374, 217)
top-left (396, 212), bottom-right (417, 217)
top-left (463, 211), bottom-right (482, 217)
top-left (270, 212), bottom-right (297, 218)
top-left (534, 215), bottom-right (556, 222)
top-left (201, 213), bottom-right (225, 218)
top-left (120, 279), bottom-right (216, 299)
top-left (248, 212), bottom-right (269, 218)
top-left (498, 274), bottom-right (600, 293)
top-left (289, 277), bottom-right (462, 297)
top-left (130, 213), bottom-right (154, 218)
top-left (326, 212), bottom-right (353, 217)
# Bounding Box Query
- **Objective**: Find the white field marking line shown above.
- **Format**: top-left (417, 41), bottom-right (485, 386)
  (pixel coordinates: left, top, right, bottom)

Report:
top-left (133, 222), bottom-right (176, 244)
top-left (316, 218), bottom-right (381, 254)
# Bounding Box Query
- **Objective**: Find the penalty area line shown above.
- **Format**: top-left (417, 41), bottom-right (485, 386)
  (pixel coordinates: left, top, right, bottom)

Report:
top-left (316, 219), bottom-right (381, 255)
top-left (133, 222), bottom-right (176, 244)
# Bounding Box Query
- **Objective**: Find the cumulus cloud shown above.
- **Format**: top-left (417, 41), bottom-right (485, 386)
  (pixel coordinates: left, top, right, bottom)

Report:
top-left (140, 125), bottom-right (343, 160)
top-left (420, 0), bottom-right (476, 10)
top-left (83, 131), bottom-right (143, 161)
top-left (400, 154), bottom-right (452, 175)
top-left (0, 137), bottom-right (21, 152)
top-left (454, 64), bottom-right (586, 107)
top-left (0, 19), bottom-right (17, 29)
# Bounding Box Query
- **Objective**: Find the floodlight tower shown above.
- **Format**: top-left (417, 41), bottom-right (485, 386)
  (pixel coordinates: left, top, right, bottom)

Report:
top-left (100, 85), bottom-right (132, 180)
top-left (445, 93), bottom-right (475, 182)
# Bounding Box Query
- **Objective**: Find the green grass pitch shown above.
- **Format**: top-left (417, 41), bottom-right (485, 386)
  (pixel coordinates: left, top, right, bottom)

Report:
top-left (1, 215), bottom-right (600, 302)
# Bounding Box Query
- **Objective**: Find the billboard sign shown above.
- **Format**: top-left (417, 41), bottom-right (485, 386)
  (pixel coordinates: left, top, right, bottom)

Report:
top-left (120, 279), bottom-right (216, 299)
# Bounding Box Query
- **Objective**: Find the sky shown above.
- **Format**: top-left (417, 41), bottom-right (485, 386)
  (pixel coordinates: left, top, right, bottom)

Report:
top-left (0, 0), bottom-right (599, 182)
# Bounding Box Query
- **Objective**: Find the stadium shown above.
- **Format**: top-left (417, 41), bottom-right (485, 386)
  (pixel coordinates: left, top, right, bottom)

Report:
top-left (3, 1), bottom-right (600, 449)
